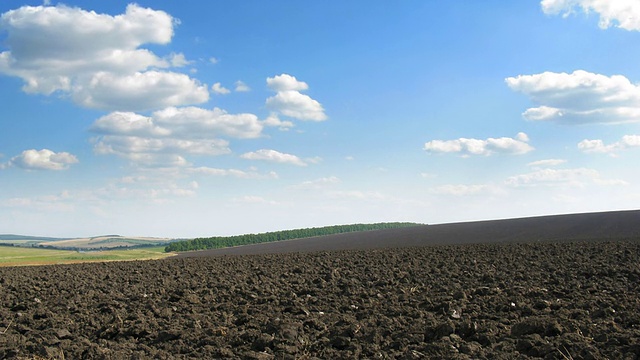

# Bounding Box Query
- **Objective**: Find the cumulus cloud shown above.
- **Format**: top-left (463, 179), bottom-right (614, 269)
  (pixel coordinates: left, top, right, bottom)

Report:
top-left (506, 70), bottom-right (640, 124)
top-left (211, 82), bottom-right (231, 95)
top-left (262, 113), bottom-right (294, 130)
top-left (541, 0), bottom-right (640, 31)
top-left (72, 71), bottom-right (208, 112)
top-left (152, 107), bottom-right (263, 139)
top-left (266, 74), bottom-right (327, 121)
top-left (90, 107), bottom-right (264, 167)
top-left (424, 132), bottom-right (533, 156)
top-left (240, 149), bottom-right (308, 166)
top-left (0, 4), bottom-right (209, 111)
top-left (6, 149), bottom-right (78, 170)
top-left (266, 73), bottom-right (309, 91)
top-left (578, 134), bottom-right (640, 154)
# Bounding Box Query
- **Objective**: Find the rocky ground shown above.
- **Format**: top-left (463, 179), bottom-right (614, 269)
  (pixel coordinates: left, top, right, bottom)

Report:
top-left (1, 238), bottom-right (639, 359)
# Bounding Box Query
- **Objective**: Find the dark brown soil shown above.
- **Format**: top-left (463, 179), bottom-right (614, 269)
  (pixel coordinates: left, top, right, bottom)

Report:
top-left (1, 211), bottom-right (640, 359)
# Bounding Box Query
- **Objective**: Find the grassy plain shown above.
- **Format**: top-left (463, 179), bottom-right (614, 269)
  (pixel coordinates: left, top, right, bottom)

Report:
top-left (0, 246), bottom-right (175, 267)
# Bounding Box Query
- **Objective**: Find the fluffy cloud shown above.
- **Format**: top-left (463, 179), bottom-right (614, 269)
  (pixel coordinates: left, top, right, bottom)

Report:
top-left (152, 107), bottom-right (263, 139)
top-left (91, 107), bottom-right (265, 167)
top-left (266, 73), bottom-right (309, 91)
top-left (266, 74), bottom-right (327, 121)
top-left (506, 70), bottom-right (640, 124)
top-left (72, 71), bottom-right (208, 111)
top-left (92, 108), bottom-right (263, 139)
top-left (6, 149), bottom-right (78, 170)
top-left (578, 134), bottom-right (640, 154)
top-left (541, 0), bottom-right (640, 31)
top-left (424, 132), bottom-right (533, 156)
top-left (211, 82), bottom-right (231, 95)
top-left (262, 114), bottom-right (294, 130)
top-left (0, 4), bottom-right (208, 111)
top-left (240, 149), bottom-right (308, 166)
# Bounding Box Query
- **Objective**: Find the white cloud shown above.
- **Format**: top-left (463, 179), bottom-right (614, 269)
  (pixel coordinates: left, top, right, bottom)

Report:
top-left (189, 166), bottom-right (278, 179)
top-left (424, 132), bottom-right (533, 156)
top-left (541, 0), bottom-right (640, 31)
top-left (266, 73), bottom-right (309, 91)
top-left (240, 149), bottom-right (308, 166)
top-left (266, 74), bottom-right (327, 121)
top-left (167, 52), bottom-right (191, 67)
top-left (6, 149), bottom-right (78, 170)
top-left (262, 113), bottom-right (294, 130)
top-left (72, 71), bottom-right (208, 112)
top-left (90, 107), bottom-right (264, 167)
top-left (0, 4), bottom-right (209, 111)
top-left (94, 136), bottom-right (230, 157)
top-left (292, 176), bottom-right (341, 190)
top-left (211, 82), bottom-right (231, 95)
top-left (90, 111), bottom-right (171, 137)
top-left (152, 106), bottom-right (263, 139)
top-left (528, 159), bottom-right (567, 167)
top-left (91, 106), bottom-right (271, 167)
top-left (209, 57), bottom-right (219, 64)
top-left (506, 70), bottom-right (640, 124)
top-left (235, 80), bottom-right (250, 92)
top-left (505, 167), bottom-right (612, 187)
top-left (578, 134), bottom-right (640, 154)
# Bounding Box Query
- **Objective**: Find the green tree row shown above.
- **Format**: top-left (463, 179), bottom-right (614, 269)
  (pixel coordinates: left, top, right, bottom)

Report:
top-left (164, 222), bottom-right (423, 253)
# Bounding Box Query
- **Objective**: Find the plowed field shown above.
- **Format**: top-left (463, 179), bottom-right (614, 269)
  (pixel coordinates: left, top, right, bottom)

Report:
top-left (1, 238), bottom-right (639, 359)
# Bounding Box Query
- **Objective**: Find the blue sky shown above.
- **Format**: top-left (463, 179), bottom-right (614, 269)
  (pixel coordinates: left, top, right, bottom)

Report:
top-left (1, 0), bottom-right (640, 237)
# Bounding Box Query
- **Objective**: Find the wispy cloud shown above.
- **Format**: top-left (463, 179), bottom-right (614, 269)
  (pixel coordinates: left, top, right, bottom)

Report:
top-left (235, 80), bottom-right (250, 92)
top-left (527, 159), bottom-right (567, 167)
top-left (505, 167), bottom-right (627, 188)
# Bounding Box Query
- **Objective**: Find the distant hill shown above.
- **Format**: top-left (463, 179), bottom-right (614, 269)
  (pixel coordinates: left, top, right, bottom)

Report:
top-left (0, 234), bottom-right (175, 250)
top-left (0, 234), bottom-right (70, 241)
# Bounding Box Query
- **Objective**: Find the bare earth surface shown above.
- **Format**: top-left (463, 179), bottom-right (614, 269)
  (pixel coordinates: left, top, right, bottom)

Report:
top-left (1, 210), bottom-right (640, 359)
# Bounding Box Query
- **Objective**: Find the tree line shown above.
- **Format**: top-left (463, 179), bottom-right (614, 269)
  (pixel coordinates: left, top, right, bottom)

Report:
top-left (164, 222), bottom-right (424, 253)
